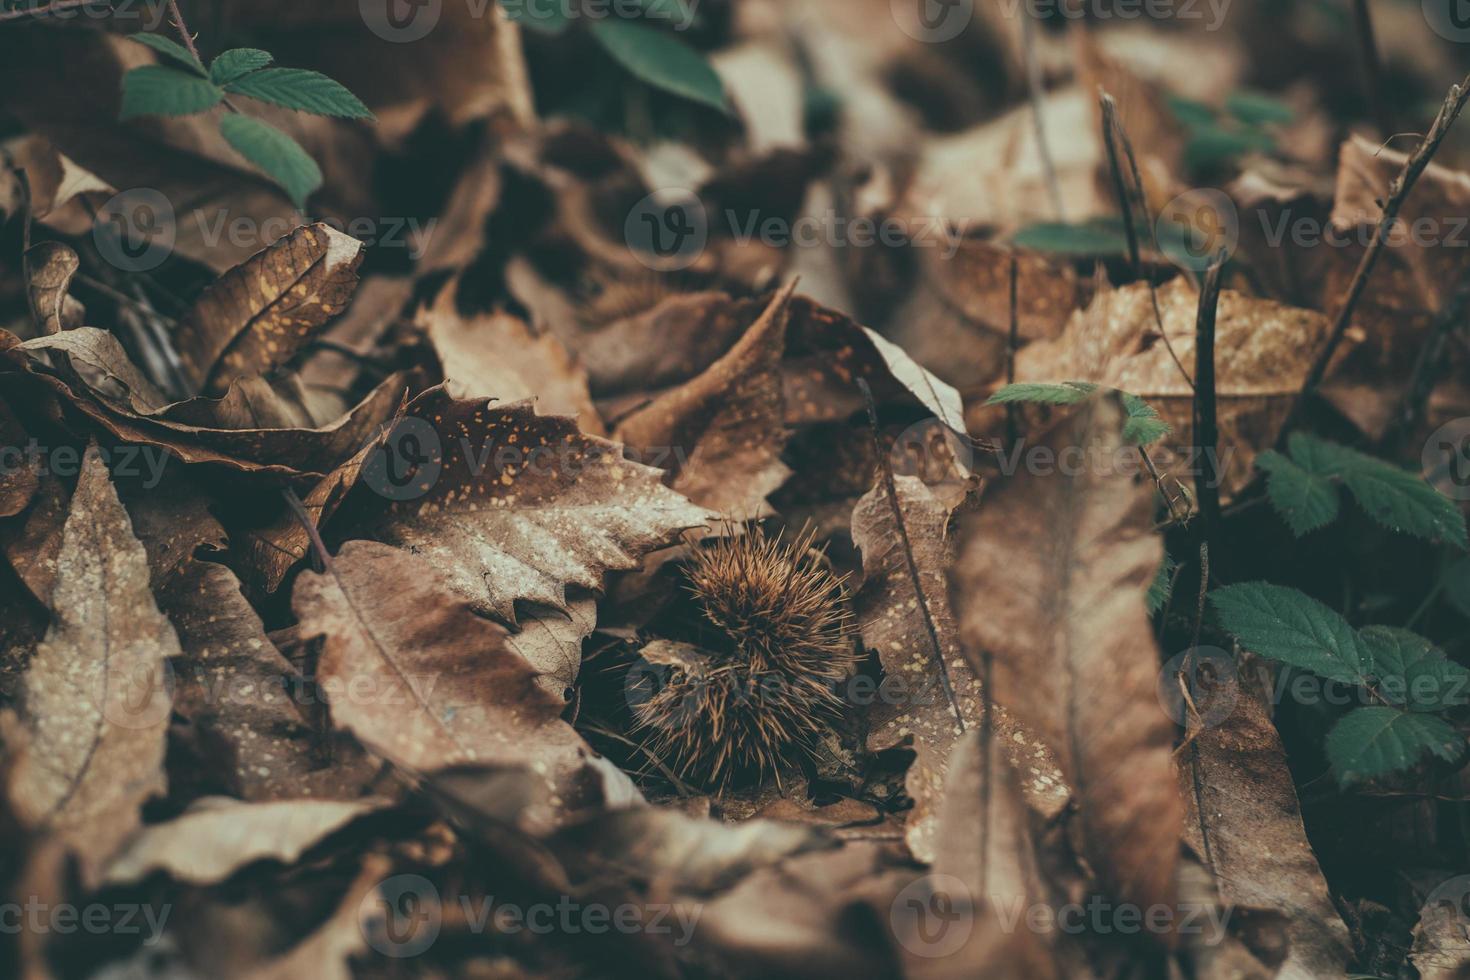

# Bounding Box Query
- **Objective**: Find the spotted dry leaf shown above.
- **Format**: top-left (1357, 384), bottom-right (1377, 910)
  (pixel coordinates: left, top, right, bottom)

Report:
top-left (348, 384), bottom-right (710, 622)
top-left (853, 475), bottom-right (1067, 864)
top-left (294, 540), bottom-right (636, 830)
top-left (1013, 278), bottom-right (1331, 500)
top-left (949, 395), bottom-right (1182, 918)
top-left (170, 223), bottom-right (364, 396)
top-left (24, 240), bottom-right (83, 336)
top-left (614, 283), bottom-right (795, 518)
top-left (5, 444), bottom-right (177, 884)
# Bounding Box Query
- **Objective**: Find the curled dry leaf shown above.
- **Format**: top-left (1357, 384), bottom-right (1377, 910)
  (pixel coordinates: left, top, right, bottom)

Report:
top-left (1013, 278), bottom-right (1333, 499)
top-left (23, 241), bottom-right (84, 337)
top-left (348, 385), bottom-right (710, 622)
top-left (106, 796), bottom-right (386, 885)
top-left (949, 395), bottom-right (1182, 919)
top-left (171, 223), bottom-right (364, 396)
top-left (614, 282), bottom-right (795, 517)
top-left (293, 540), bottom-right (636, 830)
top-left (852, 474), bottom-right (1067, 863)
top-left (5, 444), bottom-right (176, 884)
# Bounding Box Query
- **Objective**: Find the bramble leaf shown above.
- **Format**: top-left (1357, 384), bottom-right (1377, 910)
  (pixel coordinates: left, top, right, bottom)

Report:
top-left (1357, 626), bottom-right (1470, 712)
top-left (120, 65), bottom-right (223, 120)
top-left (1210, 582), bottom-right (1372, 686)
top-left (1325, 707), bottom-right (1463, 785)
top-left (210, 48), bottom-right (273, 86)
top-left (218, 114), bottom-right (322, 208)
top-left (588, 18), bottom-right (728, 112)
top-left (1256, 448), bottom-right (1339, 535)
top-left (127, 32), bottom-right (206, 75)
top-left (225, 67), bottom-right (373, 119)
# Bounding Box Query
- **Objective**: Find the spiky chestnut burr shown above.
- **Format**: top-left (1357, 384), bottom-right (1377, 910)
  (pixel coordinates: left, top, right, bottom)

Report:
top-left (629, 525), bottom-right (859, 787)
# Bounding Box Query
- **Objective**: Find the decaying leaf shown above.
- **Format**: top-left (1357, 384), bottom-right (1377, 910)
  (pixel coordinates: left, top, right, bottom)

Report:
top-left (23, 241), bottom-right (84, 337)
top-left (949, 395), bottom-right (1182, 917)
top-left (5, 444), bottom-right (177, 883)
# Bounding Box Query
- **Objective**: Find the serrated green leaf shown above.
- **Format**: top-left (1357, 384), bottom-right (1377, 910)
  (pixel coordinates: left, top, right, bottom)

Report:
top-left (1011, 218), bottom-right (1130, 257)
top-left (1210, 582), bottom-right (1372, 685)
top-left (210, 48), bottom-right (273, 86)
top-left (1118, 393), bottom-right (1172, 446)
top-left (127, 32), bottom-right (206, 75)
top-left (986, 382), bottom-right (1096, 407)
top-left (588, 19), bottom-right (728, 112)
top-left (218, 114), bottom-right (321, 209)
top-left (1444, 556), bottom-right (1470, 620)
top-left (1256, 449), bottom-right (1339, 535)
top-left (1288, 434), bottom-right (1467, 549)
top-left (120, 66), bottom-right (224, 120)
top-left (1226, 89), bottom-right (1295, 126)
top-left (1147, 551), bottom-right (1178, 615)
top-left (1326, 707), bottom-right (1463, 784)
top-left (1358, 626), bottom-right (1470, 712)
top-left (225, 68), bottom-right (373, 119)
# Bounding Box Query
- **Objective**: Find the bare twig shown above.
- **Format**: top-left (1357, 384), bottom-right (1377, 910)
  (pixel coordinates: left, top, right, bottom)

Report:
top-left (1382, 267), bottom-right (1470, 452)
top-left (282, 487), bottom-right (333, 574)
top-left (1286, 74), bottom-right (1470, 439)
top-left (1005, 250), bottom-right (1020, 446)
top-left (857, 378), bottom-right (965, 732)
top-left (1350, 0), bottom-right (1391, 137)
top-left (1099, 95), bottom-right (1141, 271)
top-left (1192, 256), bottom-right (1226, 544)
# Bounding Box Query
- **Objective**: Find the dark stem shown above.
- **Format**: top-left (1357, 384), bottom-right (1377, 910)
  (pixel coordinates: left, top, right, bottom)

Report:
top-left (1351, 0), bottom-right (1392, 137)
top-left (1193, 257), bottom-right (1225, 544)
top-left (281, 487), bottom-right (333, 574)
top-left (1381, 268), bottom-right (1470, 453)
top-left (1099, 94), bottom-right (1141, 271)
top-left (1005, 250), bottom-right (1020, 446)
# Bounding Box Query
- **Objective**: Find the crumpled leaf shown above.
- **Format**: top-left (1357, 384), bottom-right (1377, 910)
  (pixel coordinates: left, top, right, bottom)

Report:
top-left (5, 444), bottom-right (177, 884)
top-left (23, 241), bottom-right (84, 336)
top-left (614, 283), bottom-right (795, 517)
top-left (293, 540), bottom-right (638, 831)
top-left (170, 222), bottom-right (363, 396)
top-left (852, 475), bottom-right (1067, 863)
top-left (949, 395), bottom-right (1182, 917)
top-left (346, 384), bottom-right (710, 622)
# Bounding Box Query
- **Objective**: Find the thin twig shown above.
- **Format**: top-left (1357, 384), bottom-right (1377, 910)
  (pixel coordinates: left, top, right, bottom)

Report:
top-left (1020, 6), bottom-right (1064, 221)
top-left (1005, 250), bottom-right (1020, 446)
top-left (1192, 256), bottom-right (1226, 544)
top-left (1285, 74), bottom-right (1470, 440)
top-left (1382, 266), bottom-right (1470, 452)
top-left (857, 378), bottom-right (965, 732)
top-left (1350, 0), bottom-right (1392, 137)
top-left (282, 487), bottom-right (332, 574)
top-left (1099, 95), bottom-right (1141, 271)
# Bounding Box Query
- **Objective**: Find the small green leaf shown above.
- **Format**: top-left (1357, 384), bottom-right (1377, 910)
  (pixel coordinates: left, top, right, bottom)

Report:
top-left (1326, 707), bottom-right (1463, 784)
top-left (1288, 434), bottom-right (1467, 549)
top-left (1118, 393), bottom-right (1171, 446)
top-left (210, 48), bottom-right (273, 86)
top-left (120, 65), bottom-right (224, 120)
top-left (225, 68), bottom-right (373, 119)
top-left (588, 19), bottom-right (728, 112)
top-left (1210, 582), bottom-right (1372, 686)
top-left (986, 382), bottom-right (1096, 407)
top-left (218, 114), bottom-right (322, 208)
top-left (1256, 449), bottom-right (1339, 535)
top-left (1182, 124), bottom-right (1274, 172)
top-left (1147, 552), bottom-right (1178, 615)
top-left (127, 32), bottom-right (206, 75)
top-left (1011, 218), bottom-right (1130, 257)
top-left (1226, 89), bottom-right (1295, 126)
top-left (1167, 95), bottom-right (1218, 129)
top-left (1358, 626), bottom-right (1470, 712)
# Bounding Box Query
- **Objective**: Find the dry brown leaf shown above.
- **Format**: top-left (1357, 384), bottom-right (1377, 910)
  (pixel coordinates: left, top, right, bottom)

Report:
top-left (23, 241), bottom-right (83, 337)
top-left (614, 283), bottom-right (795, 517)
top-left (171, 223), bottom-right (364, 396)
top-left (241, 854), bottom-right (387, 980)
top-left (0, 394), bottom-right (40, 518)
top-left (348, 384), bottom-right (709, 622)
top-left (294, 540), bottom-right (636, 830)
top-left (1410, 875), bottom-right (1470, 980)
top-left (106, 796), bottom-right (385, 885)
top-left (506, 595), bottom-right (598, 701)
top-left (6, 444), bottom-right (176, 884)
top-left (852, 475), bottom-right (1067, 863)
top-left (1012, 277), bottom-right (1333, 499)
top-left (419, 277), bottom-right (604, 435)
top-left (949, 395), bottom-right (1182, 917)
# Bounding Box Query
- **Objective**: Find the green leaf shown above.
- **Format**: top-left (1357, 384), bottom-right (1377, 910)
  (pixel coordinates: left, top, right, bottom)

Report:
top-left (218, 114), bottom-right (322, 209)
top-left (1288, 434), bottom-right (1467, 549)
top-left (1326, 707), bottom-right (1463, 784)
top-left (1011, 218), bottom-right (1130, 257)
top-left (986, 383), bottom-right (1170, 446)
top-left (1256, 449), bottom-right (1339, 535)
top-left (1119, 393), bottom-right (1171, 446)
top-left (1357, 626), bottom-right (1470, 712)
top-left (225, 68), bottom-right (373, 119)
top-left (1210, 582), bottom-right (1372, 686)
top-left (588, 19), bottom-right (728, 112)
top-left (120, 66), bottom-right (224, 120)
top-left (210, 48), bottom-right (273, 86)
top-left (1182, 124), bottom-right (1274, 172)
top-left (127, 32), bottom-right (206, 75)
top-left (1226, 89), bottom-right (1295, 126)
top-left (1166, 95), bottom-right (1218, 129)
top-left (1147, 552), bottom-right (1178, 615)
top-left (1444, 555), bottom-right (1470, 620)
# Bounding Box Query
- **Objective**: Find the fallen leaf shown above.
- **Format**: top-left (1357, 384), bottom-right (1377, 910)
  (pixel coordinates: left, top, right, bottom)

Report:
top-left (23, 241), bottom-right (83, 336)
